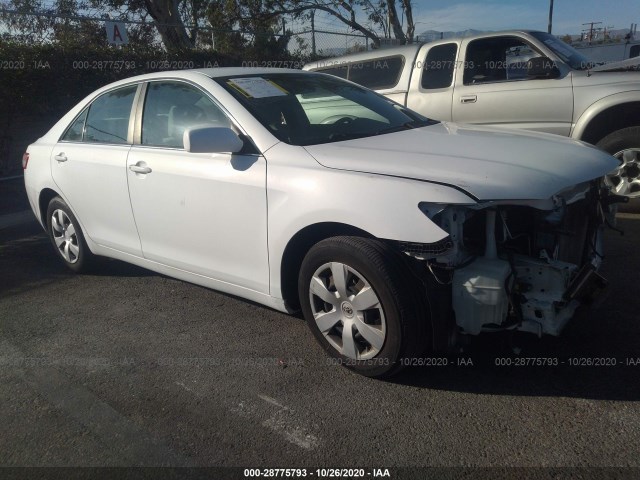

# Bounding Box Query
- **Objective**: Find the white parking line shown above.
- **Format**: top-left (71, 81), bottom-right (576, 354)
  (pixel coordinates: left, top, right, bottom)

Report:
top-left (230, 394), bottom-right (320, 450)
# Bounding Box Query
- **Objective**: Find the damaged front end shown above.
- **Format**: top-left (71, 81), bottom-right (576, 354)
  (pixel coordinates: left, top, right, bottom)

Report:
top-left (400, 182), bottom-right (623, 340)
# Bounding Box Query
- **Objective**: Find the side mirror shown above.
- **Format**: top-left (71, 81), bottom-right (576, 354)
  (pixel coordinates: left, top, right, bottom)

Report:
top-left (183, 127), bottom-right (244, 154)
top-left (527, 56), bottom-right (561, 79)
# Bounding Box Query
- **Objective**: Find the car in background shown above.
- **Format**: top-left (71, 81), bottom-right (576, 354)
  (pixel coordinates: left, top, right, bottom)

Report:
top-left (24, 68), bottom-right (620, 377)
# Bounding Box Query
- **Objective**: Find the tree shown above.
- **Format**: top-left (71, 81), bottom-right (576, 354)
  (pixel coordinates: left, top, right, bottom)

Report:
top-left (90, 0), bottom-right (206, 50)
top-left (382, 0), bottom-right (416, 44)
top-left (267, 0), bottom-right (416, 47)
top-left (207, 0), bottom-right (290, 57)
top-left (141, 0), bottom-right (193, 50)
top-left (268, 1), bottom-right (384, 47)
top-left (0, 0), bottom-right (160, 49)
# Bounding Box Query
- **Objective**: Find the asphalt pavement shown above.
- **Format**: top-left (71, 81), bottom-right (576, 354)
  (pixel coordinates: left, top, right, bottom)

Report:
top-left (1, 176), bottom-right (639, 478)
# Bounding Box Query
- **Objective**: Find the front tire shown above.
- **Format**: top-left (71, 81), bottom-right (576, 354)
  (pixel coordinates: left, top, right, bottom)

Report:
top-left (46, 197), bottom-right (96, 273)
top-left (597, 126), bottom-right (640, 198)
top-left (298, 236), bottom-right (428, 377)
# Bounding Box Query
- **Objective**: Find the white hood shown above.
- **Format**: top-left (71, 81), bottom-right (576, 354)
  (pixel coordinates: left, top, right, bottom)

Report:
top-left (304, 122), bottom-right (619, 201)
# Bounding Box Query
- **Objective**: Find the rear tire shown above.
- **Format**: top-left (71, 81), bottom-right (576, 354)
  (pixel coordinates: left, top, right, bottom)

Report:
top-left (46, 197), bottom-right (96, 273)
top-left (298, 236), bottom-right (428, 378)
top-left (596, 126), bottom-right (640, 198)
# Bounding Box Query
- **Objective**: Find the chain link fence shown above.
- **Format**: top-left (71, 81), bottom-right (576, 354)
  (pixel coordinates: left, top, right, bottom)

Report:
top-left (0, 8), bottom-right (371, 58)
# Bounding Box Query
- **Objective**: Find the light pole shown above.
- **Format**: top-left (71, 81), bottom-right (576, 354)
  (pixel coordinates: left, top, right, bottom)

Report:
top-left (548, 0), bottom-right (554, 34)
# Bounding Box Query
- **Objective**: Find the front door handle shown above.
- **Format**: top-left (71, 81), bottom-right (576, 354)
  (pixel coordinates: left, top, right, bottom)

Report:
top-left (460, 95), bottom-right (478, 104)
top-left (129, 164), bottom-right (152, 174)
top-left (54, 153), bottom-right (67, 162)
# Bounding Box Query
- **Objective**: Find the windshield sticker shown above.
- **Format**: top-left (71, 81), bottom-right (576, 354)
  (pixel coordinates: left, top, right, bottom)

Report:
top-left (227, 78), bottom-right (288, 98)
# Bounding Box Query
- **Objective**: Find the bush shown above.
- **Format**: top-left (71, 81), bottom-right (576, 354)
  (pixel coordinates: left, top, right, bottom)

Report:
top-left (0, 43), bottom-right (291, 176)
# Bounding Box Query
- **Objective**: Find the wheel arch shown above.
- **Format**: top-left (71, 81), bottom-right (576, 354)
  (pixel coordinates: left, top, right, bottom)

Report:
top-left (279, 222), bottom-right (375, 312)
top-left (38, 188), bottom-right (60, 227)
top-left (573, 96), bottom-right (640, 145)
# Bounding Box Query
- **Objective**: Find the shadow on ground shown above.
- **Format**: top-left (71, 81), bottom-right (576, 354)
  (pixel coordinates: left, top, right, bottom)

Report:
top-left (2, 206), bottom-right (639, 402)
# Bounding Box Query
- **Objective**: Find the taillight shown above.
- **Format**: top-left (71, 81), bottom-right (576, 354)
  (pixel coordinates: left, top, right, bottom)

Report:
top-left (22, 152), bottom-right (29, 169)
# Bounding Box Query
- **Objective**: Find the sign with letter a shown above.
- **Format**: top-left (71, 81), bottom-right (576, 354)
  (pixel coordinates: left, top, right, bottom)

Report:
top-left (105, 21), bottom-right (129, 45)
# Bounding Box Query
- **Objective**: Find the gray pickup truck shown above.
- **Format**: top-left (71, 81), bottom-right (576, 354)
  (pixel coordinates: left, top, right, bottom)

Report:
top-left (304, 30), bottom-right (640, 197)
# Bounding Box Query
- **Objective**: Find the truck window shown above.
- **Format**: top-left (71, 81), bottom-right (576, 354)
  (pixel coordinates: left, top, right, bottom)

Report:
top-left (347, 56), bottom-right (405, 89)
top-left (463, 36), bottom-right (542, 85)
top-left (421, 43), bottom-right (457, 89)
top-left (316, 65), bottom-right (348, 79)
top-left (631, 45), bottom-right (640, 58)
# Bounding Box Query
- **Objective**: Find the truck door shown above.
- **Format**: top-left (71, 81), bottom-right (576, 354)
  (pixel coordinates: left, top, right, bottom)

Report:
top-left (406, 43), bottom-right (458, 121)
top-left (452, 35), bottom-right (574, 136)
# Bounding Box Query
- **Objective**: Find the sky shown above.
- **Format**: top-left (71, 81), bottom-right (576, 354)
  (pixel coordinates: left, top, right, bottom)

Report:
top-left (409, 0), bottom-right (640, 35)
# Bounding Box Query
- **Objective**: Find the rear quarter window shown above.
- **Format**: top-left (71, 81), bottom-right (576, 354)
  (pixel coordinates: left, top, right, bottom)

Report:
top-left (421, 43), bottom-right (458, 89)
top-left (347, 56), bottom-right (405, 89)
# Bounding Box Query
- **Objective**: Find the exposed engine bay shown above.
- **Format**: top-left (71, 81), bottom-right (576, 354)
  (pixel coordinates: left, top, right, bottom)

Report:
top-left (400, 182), bottom-right (621, 338)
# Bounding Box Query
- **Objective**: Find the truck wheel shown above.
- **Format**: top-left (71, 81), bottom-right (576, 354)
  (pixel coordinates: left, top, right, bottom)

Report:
top-left (298, 236), bottom-right (428, 378)
top-left (46, 197), bottom-right (97, 273)
top-left (597, 126), bottom-right (640, 198)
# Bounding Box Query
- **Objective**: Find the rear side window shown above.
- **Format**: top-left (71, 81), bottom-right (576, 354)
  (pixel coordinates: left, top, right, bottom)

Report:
top-left (348, 56), bottom-right (404, 89)
top-left (61, 108), bottom-right (88, 141)
top-left (84, 85), bottom-right (137, 144)
top-left (421, 43), bottom-right (458, 89)
top-left (631, 45), bottom-right (640, 58)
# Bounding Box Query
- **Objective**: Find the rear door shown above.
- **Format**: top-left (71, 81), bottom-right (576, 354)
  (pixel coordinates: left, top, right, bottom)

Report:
top-left (50, 84), bottom-right (143, 256)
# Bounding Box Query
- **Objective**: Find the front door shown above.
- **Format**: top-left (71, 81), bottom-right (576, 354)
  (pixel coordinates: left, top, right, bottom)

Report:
top-left (126, 80), bottom-right (269, 294)
top-left (452, 35), bottom-right (574, 136)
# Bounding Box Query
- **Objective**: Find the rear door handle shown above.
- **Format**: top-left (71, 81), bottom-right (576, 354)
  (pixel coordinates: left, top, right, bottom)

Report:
top-left (54, 153), bottom-right (67, 162)
top-left (460, 95), bottom-right (477, 104)
top-left (129, 164), bottom-right (152, 174)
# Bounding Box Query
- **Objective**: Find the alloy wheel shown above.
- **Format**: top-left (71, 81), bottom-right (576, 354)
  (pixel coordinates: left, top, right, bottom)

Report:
top-left (309, 262), bottom-right (386, 360)
top-left (51, 209), bottom-right (80, 263)
top-left (606, 148), bottom-right (640, 197)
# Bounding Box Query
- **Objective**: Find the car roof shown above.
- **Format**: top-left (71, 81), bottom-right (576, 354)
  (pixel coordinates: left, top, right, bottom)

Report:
top-left (94, 67), bottom-right (311, 92)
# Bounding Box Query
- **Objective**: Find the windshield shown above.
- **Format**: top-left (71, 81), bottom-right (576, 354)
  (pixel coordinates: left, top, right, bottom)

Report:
top-left (530, 31), bottom-right (595, 70)
top-left (214, 73), bottom-right (435, 146)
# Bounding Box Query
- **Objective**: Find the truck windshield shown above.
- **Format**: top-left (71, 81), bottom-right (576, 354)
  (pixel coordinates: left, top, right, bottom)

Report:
top-left (530, 31), bottom-right (595, 70)
top-left (213, 73), bottom-right (435, 146)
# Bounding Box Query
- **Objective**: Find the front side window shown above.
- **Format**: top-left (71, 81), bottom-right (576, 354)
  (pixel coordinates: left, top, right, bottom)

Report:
top-left (463, 37), bottom-right (542, 85)
top-left (141, 81), bottom-right (231, 149)
top-left (421, 43), bottom-right (458, 89)
top-left (84, 85), bottom-right (137, 144)
top-left (215, 73), bottom-right (434, 146)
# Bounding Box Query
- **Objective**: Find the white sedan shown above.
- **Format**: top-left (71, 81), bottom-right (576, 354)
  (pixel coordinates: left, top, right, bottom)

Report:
top-left (24, 68), bottom-right (620, 377)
